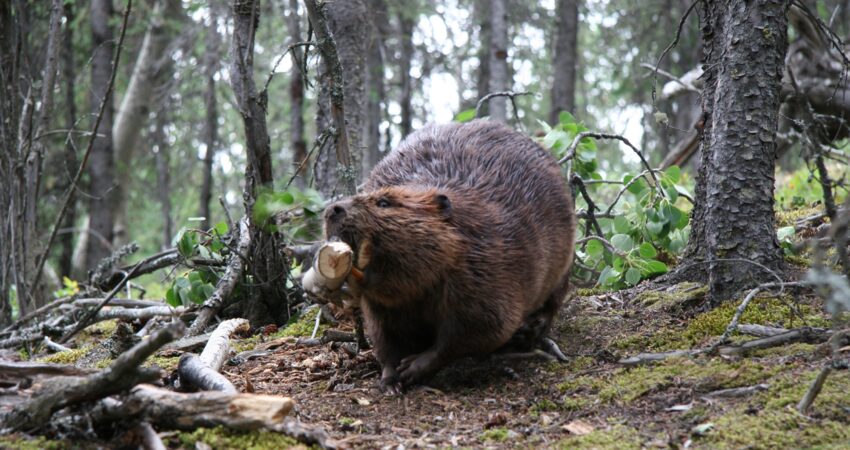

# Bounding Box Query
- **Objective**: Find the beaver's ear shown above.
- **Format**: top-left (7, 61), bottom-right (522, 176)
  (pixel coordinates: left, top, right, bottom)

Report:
top-left (434, 193), bottom-right (452, 217)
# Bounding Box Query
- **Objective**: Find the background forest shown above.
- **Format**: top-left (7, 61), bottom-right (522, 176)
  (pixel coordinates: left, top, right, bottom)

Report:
top-left (3, 0), bottom-right (850, 448)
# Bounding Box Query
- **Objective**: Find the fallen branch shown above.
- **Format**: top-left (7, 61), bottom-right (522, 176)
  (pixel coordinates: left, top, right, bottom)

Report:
top-left (43, 336), bottom-right (72, 353)
top-left (0, 361), bottom-right (96, 378)
top-left (2, 321), bottom-right (184, 432)
top-left (101, 384), bottom-right (296, 433)
top-left (703, 383), bottom-right (769, 399)
top-left (618, 349), bottom-right (701, 367)
top-left (200, 318), bottom-right (249, 372)
top-left (178, 353), bottom-right (237, 394)
top-left (73, 298), bottom-right (165, 308)
top-left (738, 324), bottom-right (790, 337)
top-left (131, 421), bottom-right (166, 450)
top-left (717, 327), bottom-right (830, 357)
top-left (188, 217), bottom-right (251, 336)
top-left (798, 365), bottom-right (831, 414)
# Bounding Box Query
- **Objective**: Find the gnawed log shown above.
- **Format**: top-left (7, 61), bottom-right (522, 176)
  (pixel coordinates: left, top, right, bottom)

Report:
top-left (103, 384), bottom-right (295, 431)
top-left (302, 241), bottom-right (354, 293)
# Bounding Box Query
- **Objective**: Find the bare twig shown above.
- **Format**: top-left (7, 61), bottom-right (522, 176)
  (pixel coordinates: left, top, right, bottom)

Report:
top-left (798, 365), bottom-right (831, 414)
top-left (474, 90), bottom-right (533, 121)
top-left (703, 383), bottom-right (769, 399)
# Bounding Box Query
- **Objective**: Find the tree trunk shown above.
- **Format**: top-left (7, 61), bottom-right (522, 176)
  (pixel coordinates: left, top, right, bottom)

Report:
top-left (230, 0), bottom-right (291, 327)
top-left (59, 1), bottom-right (78, 278)
top-left (681, 0), bottom-right (788, 303)
top-left (549, 0), bottom-right (579, 124)
top-left (488, 0), bottom-right (508, 122)
top-left (85, 0), bottom-right (117, 272)
top-left (475, 0), bottom-right (491, 116)
top-left (363, 0), bottom-right (387, 175)
top-left (312, 0), bottom-right (368, 197)
top-left (153, 112), bottom-right (172, 251)
top-left (398, 11), bottom-right (414, 138)
top-left (111, 0), bottom-right (182, 245)
top-left (199, 3), bottom-right (221, 230)
top-left (0, 1), bottom-right (21, 325)
top-left (286, 0), bottom-right (308, 189)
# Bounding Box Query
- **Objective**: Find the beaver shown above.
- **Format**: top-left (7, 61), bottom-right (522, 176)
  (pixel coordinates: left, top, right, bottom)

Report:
top-left (323, 119), bottom-right (575, 393)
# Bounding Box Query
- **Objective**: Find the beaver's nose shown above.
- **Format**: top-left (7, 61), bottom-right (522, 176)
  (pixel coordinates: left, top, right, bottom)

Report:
top-left (325, 201), bottom-right (349, 222)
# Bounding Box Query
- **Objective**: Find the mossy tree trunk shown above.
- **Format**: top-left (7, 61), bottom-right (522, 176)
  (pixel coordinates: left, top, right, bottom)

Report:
top-left (681, 0), bottom-right (788, 303)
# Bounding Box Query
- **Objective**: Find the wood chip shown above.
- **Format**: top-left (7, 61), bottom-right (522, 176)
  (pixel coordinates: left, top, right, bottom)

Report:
top-left (562, 419), bottom-right (595, 435)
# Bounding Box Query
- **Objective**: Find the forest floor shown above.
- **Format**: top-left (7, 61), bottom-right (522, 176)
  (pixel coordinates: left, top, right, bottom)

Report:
top-left (4, 207), bottom-right (850, 449)
top-left (207, 274), bottom-right (849, 449)
top-left (4, 273), bottom-right (849, 449)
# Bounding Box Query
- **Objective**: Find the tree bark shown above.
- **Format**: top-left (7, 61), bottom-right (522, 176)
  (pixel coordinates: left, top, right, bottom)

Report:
top-left (85, 0), bottom-right (117, 271)
top-left (200, 2), bottom-right (221, 230)
top-left (0, 1), bottom-right (20, 326)
top-left (475, 0), bottom-right (491, 116)
top-left (309, 0), bottom-right (366, 197)
top-left (153, 112), bottom-right (172, 251)
top-left (363, 0), bottom-right (387, 174)
top-left (488, 0), bottom-right (508, 122)
top-left (230, 0), bottom-right (291, 327)
top-left (59, 2), bottom-right (78, 278)
top-left (111, 0), bottom-right (182, 245)
top-left (286, 0), bottom-right (308, 188)
top-left (681, 0), bottom-right (788, 302)
top-left (399, 11), bottom-right (414, 138)
top-left (549, 0), bottom-right (579, 124)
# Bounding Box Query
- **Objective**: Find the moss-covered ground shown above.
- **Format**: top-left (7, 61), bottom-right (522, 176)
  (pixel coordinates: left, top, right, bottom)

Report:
top-left (10, 278), bottom-right (846, 449)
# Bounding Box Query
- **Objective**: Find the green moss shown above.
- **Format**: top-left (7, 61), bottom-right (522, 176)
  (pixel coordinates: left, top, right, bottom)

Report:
top-left (696, 407), bottom-right (850, 450)
top-left (338, 417), bottom-right (356, 426)
top-left (577, 287), bottom-right (609, 296)
top-left (555, 424), bottom-right (643, 450)
top-left (531, 398), bottom-right (559, 414)
top-left (635, 282), bottom-right (707, 312)
top-left (37, 345), bottom-right (92, 365)
top-left (233, 307), bottom-right (325, 352)
top-left (683, 295), bottom-right (828, 345)
top-left (0, 436), bottom-right (67, 450)
top-left (479, 427), bottom-right (510, 442)
top-left (784, 253), bottom-right (812, 268)
top-left (175, 426), bottom-right (300, 449)
top-left (560, 395), bottom-right (591, 411)
top-left (144, 355), bottom-right (179, 371)
top-left (560, 357), bottom-right (779, 405)
top-left (775, 205), bottom-right (822, 227)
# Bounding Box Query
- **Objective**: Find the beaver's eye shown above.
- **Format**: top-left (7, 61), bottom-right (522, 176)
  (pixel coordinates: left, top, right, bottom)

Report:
top-left (376, 198), bottom-right (391, 208)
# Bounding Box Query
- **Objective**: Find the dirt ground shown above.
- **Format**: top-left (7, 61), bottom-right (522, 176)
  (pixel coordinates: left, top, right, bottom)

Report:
top-left (219, 281), bottom-right (850, 449)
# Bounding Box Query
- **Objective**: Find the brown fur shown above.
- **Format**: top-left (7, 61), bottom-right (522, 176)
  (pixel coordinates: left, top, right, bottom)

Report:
top-left (324, 120), bottom-right (576, 391)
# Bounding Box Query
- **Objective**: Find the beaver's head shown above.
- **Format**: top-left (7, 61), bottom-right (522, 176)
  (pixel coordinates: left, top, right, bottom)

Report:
top-left (323, 185), bottom-right (456, 275)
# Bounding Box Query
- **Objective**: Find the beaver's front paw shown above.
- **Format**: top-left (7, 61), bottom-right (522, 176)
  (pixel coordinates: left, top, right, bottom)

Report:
top-left (379, 366), bottom-right (403, 396)
top-left (397, 350), bottom-right (440, 386)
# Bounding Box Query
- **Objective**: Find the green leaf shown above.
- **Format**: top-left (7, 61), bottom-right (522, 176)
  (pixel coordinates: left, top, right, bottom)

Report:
top-left (611, 234), bottom-right (634, 252)
top-left (777, 226), bottom-right (795, 241)
top-left (214, 221), bottom-right (228, 235)
top-left (639, 242), bottom-right (658, 259)
top-left (665, 185), bottom-right (678, 203)
top-left (543, 129), bottom-right (569, 151)
top-left (454, 108), bottom-right (476, 122)
top-left (646, 221), bottom-right (665, 237)
top-left (559, 111), bottom-right (577, 126)
top-left (165, 288), bottom-right (181, 307)
top-left (644, 260), bottom-right (668, 275)
top-left (664, 166), bottom-right (681, 183)
top-left (586, 239), bottom-right (604, 258)
top-left (669, 237), bottom-right (685, 254)
top-left (625, 267), bottom-right (641, 286)
top-left (624, 175), bottom-right (648, 195)
top-left (614, 216), bottom-right (632, 234)
top-left (178, 232), bottom-right (196, 258)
